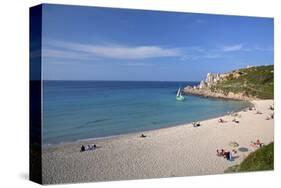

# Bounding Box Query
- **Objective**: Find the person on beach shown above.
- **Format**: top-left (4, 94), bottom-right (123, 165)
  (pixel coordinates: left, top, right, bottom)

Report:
top-left (217, 149), bottom-right (226, 157)
top-left (256, 111), bottom-right (262, 114)
top-left (88, 145), bottom-right (92, 150)
top-left (81, 145), bottom-right (85, 152)
top-left (140, 134), bottom-right (147, 138)
top-left (227, 151), bottom-right (233, 161)
top-left (231, 150), bottom-right (237, 159)
top-left (255, 140), bottom-right (263, 148)
top-left (265, 113), bottom-right (274, 120)
top-left (249, 106), bottom-right (256, 111)
top-left (89, 144), bottom-right (97, 150)
top-left (232, 118), bottom-right (239, 123)
top-left (192, 122), bottom-right (201, 127)
top-left (218, 118), bottom-right (227, 123)
top-left (251, 139), bottom-right (263, 148)
top-left (217, 149), bottom-right (224, 156)
top-left (216, 149), bottom-right (220, 156)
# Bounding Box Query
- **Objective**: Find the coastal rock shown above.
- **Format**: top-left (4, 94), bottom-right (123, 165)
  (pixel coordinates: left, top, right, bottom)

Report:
top-left (205, 73), bottom-right (221, 86)
top-left (183, 67), bottom-right (259, 101)
top-left (183, 87), bottom-right (255, 101)
top-left (199, 80), bottom-right (207, 89)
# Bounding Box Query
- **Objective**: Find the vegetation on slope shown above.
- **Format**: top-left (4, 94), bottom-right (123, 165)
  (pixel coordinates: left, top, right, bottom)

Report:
top-left (211, 65), bottom-right (274, 99)
top-left (225, 142), bottom-right (274, 173)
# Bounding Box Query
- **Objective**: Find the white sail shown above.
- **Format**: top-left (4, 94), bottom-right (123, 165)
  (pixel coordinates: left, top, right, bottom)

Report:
top-left (176, 88), bottom-right (181, 97)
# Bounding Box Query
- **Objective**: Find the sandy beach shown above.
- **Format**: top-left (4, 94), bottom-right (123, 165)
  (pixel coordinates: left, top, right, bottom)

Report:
top-left (42, 99), bottom-right (274, 184)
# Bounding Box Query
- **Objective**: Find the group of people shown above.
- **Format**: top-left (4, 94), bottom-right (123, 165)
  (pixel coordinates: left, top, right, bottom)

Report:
top-left (218, 118), bottom-right (239, 124)
top-left (216, 149), bottom-right (237, 161)
top-left (249, 105), bottom-right (273, 120)
top-left (80, 144), bottom-right (97, 152)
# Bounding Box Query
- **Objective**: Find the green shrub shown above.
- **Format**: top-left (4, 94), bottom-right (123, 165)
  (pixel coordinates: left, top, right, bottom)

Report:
top-left (225, 143), bottom-right (274, 173)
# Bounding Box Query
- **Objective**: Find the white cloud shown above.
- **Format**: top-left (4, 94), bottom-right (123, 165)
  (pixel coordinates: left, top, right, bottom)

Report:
top-left (42, 49), bottom-right (94, 60)
top-left (222, 44), bottom-right (244, 52)
top-left (44, 39), bottom-right (228, 64)
top-left (45, 40), bottom-right (181, 60)
top-left (221, 43), bottom-right (273, 52)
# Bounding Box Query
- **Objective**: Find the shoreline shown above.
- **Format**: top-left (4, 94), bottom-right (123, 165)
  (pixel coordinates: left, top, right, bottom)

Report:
top-left (43, 100), bottom-right (252, 148)
top-left (42, 99), bottom-right (274, 184)
top-left (183, 88), bottom-right (257, 101)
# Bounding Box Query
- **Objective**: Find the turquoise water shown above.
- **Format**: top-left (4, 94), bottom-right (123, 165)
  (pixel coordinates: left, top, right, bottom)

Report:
top-left (43, 81), bottom-right (249, 145)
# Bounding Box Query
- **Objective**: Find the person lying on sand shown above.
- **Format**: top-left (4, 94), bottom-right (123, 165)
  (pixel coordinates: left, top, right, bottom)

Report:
top-left (218, 118), bottom-right (227, 123)
top-left (232, 118), bottom-right (239, 123)
top-left (217, 149), bottom-right (227, 157)
top-left (216, 149), bottom-right (224, 157)
top-left (88, 144), bottom-right (97, 150)
top-left (249, 106), bottom-right (256, 111)
top-left (265, 116), bottom-right (271, 120)
top-left (256, 111), bottom-right (263, 114)
top-left (140, 134), bottom-right (147, 138)
top-left (265, 113), bottom-right (274, 120)
top-left (80, 144), bottom-right (97, 152)
top-left (250, 139), bottom-right (263, 148)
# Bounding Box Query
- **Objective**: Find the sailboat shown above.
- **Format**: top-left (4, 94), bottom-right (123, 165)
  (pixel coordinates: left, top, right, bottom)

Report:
top-left (176, 88), bottom-right (185, 101)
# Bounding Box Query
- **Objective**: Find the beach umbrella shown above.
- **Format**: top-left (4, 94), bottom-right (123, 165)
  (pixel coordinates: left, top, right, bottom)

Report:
top-left (229, 141), bottom-right (239, 148)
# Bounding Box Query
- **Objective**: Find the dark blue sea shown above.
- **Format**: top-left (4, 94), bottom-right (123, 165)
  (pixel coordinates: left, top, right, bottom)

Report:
top-left (43, 81), bottom-right (249, 145)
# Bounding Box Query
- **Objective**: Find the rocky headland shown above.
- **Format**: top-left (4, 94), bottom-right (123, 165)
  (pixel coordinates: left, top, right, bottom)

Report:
top-left (183, 65), bottom-right (274, 101)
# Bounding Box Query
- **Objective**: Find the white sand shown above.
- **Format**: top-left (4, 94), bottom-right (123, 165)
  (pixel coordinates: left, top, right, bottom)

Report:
top-left (42, 100), bottom-right (274, 184)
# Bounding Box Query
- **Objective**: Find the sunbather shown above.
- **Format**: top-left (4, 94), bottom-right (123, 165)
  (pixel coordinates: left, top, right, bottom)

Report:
top-left (251, 139), bottom-right (263, 148)
top-left (192, 122), bottom-right (201, 127)
top-left (140, 134), bottom-right (147, 138)
top-left (80, 145), bottom-right (85, 152)
top-left (265, 114), bottom-right (273, 120)
top-left (232, 118), bottom-right (239, 123)
top-left (216, 149), bottom-right (225, 157)
top-left (256, 111), bottom-right (262, 114)
top-left (218, 118), bottom-right (227, 123)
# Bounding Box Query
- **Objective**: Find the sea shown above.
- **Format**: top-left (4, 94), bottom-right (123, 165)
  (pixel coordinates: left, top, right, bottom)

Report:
top-left (43, 81), bottom-right (250, 145)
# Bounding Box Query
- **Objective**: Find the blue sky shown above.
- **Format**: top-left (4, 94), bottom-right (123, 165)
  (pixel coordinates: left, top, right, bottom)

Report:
top-left (41, 4), bottom-right (274, 81)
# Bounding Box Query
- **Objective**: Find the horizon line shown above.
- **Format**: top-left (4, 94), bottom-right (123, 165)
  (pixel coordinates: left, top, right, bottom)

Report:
top-left (40, 80), bottom-right (200, 82)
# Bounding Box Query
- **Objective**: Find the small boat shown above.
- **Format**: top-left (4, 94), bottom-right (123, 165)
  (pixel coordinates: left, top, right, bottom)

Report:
top-left (176, 88), bottom-right (185, 101)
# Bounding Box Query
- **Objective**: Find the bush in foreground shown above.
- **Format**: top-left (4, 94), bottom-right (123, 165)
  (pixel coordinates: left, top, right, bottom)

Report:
top-left (225, 142), bottom-right (274, 173)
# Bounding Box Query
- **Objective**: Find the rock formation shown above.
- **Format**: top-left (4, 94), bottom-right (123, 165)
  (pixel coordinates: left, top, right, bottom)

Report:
top-left (183, 70), bottom-right (253, 101)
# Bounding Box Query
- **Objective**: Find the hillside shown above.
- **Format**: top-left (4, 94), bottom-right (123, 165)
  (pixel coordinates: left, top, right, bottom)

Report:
top-left (184, 65), bottom-right (274, 100)
top-left (211, 65), bottom-right (273, 99)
